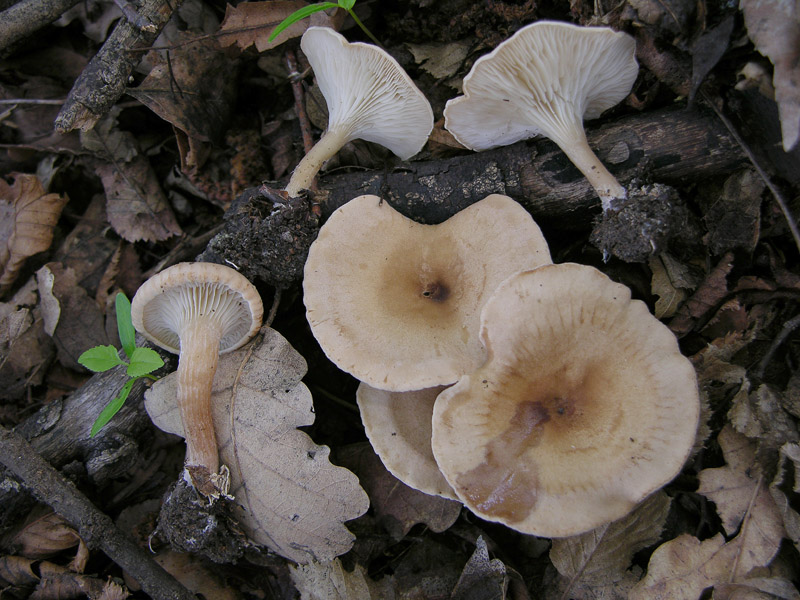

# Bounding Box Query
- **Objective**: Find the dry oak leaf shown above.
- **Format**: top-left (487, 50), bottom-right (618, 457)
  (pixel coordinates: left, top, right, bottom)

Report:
top-left (290, 559), bottom-right (375, 600)
top-left (218, 1), bottom-right (343, 53)
top-left (740, 0), bottom-right (800, 151)
top-left (145, 327), bottom-right (369, 564)
top-left (631, 427), bottom-right (785, 600)
top-left (451, 536), bottom-right (514, 600)
top-left (713, 576), bottom-right (800, 600)
top-left (0, 173), bottom-right (69, 297)
top-left (550, 492), bottom-right (671, 600)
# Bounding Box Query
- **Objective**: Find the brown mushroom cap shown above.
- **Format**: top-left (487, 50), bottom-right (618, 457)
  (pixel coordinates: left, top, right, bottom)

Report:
top-left (131, 262), bottom-right (263, 355)
top-left (431, 263), bottom-right (699, 537)
top-left (357, 383), bottom-right (457, 500)
top-left (303, 194), bottom-right (552, 392)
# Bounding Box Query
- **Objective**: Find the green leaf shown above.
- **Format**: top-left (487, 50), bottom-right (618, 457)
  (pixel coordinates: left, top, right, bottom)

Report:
top-left (126, 347), bottom-right (164, 377)
top-left (338, 0), bottom-right (355, 10)
top-left (116, 293), bottom-right (136, 359)
top-left (78, 345), bottom-right (125, 372)
top-left (90, 378), bottom-right (134, 437)
top-left (267, 2), bottom-right (339, 42)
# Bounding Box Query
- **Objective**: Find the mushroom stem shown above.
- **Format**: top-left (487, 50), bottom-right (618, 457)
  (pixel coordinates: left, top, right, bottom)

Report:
top-left (556, 128), bottom-right (627, 212)
top-left (177, 318), bottom-right (223, 482)
top-left (285, 127), bottom-right (350, 197)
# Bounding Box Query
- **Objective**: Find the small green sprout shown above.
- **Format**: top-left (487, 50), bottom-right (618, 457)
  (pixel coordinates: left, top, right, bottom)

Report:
top-left (78, 292), bottom-right (164, 437)
top-left (268, 0), bottom-right (381, 47)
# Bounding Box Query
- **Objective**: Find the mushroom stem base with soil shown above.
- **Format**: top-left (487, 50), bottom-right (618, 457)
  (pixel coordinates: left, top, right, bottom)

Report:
top-left (559, 128), bottom-right (627, 212)
top-left (177, 318), bottom-right (223, 495)
top-left (285, 127), bottom-right (349, 197)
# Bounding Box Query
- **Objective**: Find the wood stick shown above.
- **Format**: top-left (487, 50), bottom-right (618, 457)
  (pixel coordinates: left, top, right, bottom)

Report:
top-left (0, 0), bottom-right (81, 54)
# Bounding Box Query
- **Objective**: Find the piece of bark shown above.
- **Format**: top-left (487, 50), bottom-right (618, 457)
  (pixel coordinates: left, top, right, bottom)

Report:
top-left (318, 105), bottom-right (746, 228)
top-left (0, 0), bottom-right (81, 54)
top-left (0, 425), bottom-right (198, 600)
top-left (54, 0), bottom-right (183, 133)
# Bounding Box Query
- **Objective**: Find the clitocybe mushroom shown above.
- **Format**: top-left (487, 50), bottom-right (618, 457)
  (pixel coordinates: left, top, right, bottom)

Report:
top-left (303, 194), bottom-right (552, 392)
top-left (285, 27), bottom-right (434, 197)
top-left (357, 383), bottom-right (457, 500)
top-left (444, 21), bottom-right (638, 212)
top-left (431, 263), bottom-right (699, 537)
top-left (131, 262), bottom-right (263, 497)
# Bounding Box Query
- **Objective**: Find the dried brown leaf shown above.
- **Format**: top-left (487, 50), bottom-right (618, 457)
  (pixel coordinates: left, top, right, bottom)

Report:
top-left (289, 559), bottom-right (374, 600)
top-left (714, 576), bottom-right (800, 600)
top-left (670, 251), bottom-right (735, 336)
top-left (769, 442), bottom-right (800, 551)
top-left (145, 327), bottom-right (369, 564)
top-left (451, 536), bottom-right (509, 600)
top-left (153, 551), bottom-right (240, 600)
top-left (407, 40), bottom-right (470, 83)
top-left (702, 169), bottom-right (764, 255)
top-left (740, 0), bottom-right (800, 151)
top-left (218, 1), bottom-right (342, 53)
top-left (338, 443), bottom-right (461, 539)
top-left (11, 510), bottom-right (82, 561)
top-left (550, 492), bottom-right (671, 599)
top-left (728, 385), bottom-right (799, 454)
top-left (0, 555), bottom-right (40, 586)
top-left (0, 174), bottom-right (69, 297)
top-left (650, 256), bottom-right (688, 319)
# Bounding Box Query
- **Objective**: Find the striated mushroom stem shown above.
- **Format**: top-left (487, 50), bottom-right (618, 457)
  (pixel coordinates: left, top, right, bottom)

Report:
top-left (285, 127), bottom-right (350, 197)
top-left (177, 318), bottom-right (223, 480)
top-left (556, 128), bottom-right (627, 212)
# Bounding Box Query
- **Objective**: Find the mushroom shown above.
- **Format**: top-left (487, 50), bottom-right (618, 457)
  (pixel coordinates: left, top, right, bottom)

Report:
top-left (285, 27), bottom-right (434, 197)
top-left (443, 21), bottom-right (638, 212)
top-left (303, 193), bottom-right (552, 392)
top-left (131, 262), bottom-right (263, 496)
top-left (431, 263), bottom-right (699, 537)
top-left (357, 383), bottom-right (457, 500)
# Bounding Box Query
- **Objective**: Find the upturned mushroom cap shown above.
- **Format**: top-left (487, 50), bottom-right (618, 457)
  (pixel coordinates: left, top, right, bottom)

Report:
top-left (285, 27), bottom-right (434, 197)
top-left (301, 26), bottom-right (433, 160)
top-left (303, 194), bottom-right (552, 392)
top-left (431, 263), bottom-right (699, 537)
top-left (131, 262), bottom-right (263, 355)
top-left (443, 21), bottom-right (637, 208)
top-left (357, 383), bottom-right (457, 500)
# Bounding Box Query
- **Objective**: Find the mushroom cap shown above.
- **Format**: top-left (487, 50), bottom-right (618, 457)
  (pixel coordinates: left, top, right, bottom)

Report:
top-left (431, 263), bottom-right (699, 537)
top-left (301, 27), bottom-right (434, 160)
top-left (303, 194), bottom-right (552, 392)
top-left (357, 383), bottom-right (457, 500)
top-left (443, 21), bottom-right (638, 151)
top-left (131, 262), bottom-right (263, 355)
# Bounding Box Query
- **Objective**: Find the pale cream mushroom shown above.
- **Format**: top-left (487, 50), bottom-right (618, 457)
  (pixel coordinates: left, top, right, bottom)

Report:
top-left (431, 263), bottom-right (699, 537)
top-left (444, 21), bottom-right (638, 212)
top-left (285, 27), bottom-right (434, 197)
top-left (357, 383), bottom-right (457, 500)
top-left (303, 194), bottom-right (552, 392)
top-left (131, 262), bottom-right (263, 496)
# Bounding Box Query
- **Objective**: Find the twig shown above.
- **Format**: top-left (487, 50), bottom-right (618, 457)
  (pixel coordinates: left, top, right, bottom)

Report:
top-left (286, 49), bottom-right (315, 156)
top-left (265, 289), bottom-right (282, 328)
top-left (700, 90), bottom-right (800, 254)
top-left (754, 312), bottom-right (800, 379)
top-left (55, 0), bottom-right (185, 133)
top-left (0, 425), bottom-right (198, 600)
top-left (0, 0), bottom-right (81, 54)
top-left (0, 98), bottom-right (66, 105)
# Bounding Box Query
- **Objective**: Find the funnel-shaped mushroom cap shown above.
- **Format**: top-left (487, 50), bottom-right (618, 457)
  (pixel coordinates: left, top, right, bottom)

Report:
top-left (131, 262), bottom-right (263, 354)
top-left (357, 383), bottom-right (457, 500)
top-left (301, 27), bottom-right (434, 160)
top-left (303, 194), bottom-right (552, 392)
top-left (431, 263), bottom-right (699, 537)
top-left (444, 21), bottom-right (637, 151)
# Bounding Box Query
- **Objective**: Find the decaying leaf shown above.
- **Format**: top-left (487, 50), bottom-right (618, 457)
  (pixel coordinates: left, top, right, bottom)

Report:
top-left (9, 509), bottom-right (90, 574)
top-left (701, 169), bottom-right (764, 255)
top-left (145, 327), bottom-right (369, 564)
top-left (670, 251), bottom-right (734, 336)
top-left (713, 577), bottom-right (800, 600)
top-left (338, 443), bottom-right (461, 539)
top-left (289, 559), bottom-right (374, 600)
top-left (689, 15), bottom-right (735, 104)
top-left (649, 254), bottom-right (698, 319)
top-left (218, 1), bottom-right (343, 53)
top-left (550, 492), bottom-right (671, 599)
top-left (728, 385), bottom-right (800, 454)
top-left (769, 442), bottom-right (800, 551)
top-left (36, 263), bottom-right (110, 371)
top-left (407, 40), bottom-right (471, 85)
top-left (740, 0), bottom-right (800, 151)
top-left (153, 551), bottom-right (240, 600)
top-left (0, 173), bottom-right (69, 298)
top-left (450, 536), bottom-right (510, 600)
top-left (632, 426), bottom-right (785, 599)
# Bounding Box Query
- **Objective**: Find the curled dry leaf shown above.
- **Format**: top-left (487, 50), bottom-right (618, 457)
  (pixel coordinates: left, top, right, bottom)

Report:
top-left (0, 173), bottom-right (69, 298)
top-left (550, 492), bottom-right (671, 600)
top-left (740, 0), bottom-right (800, 151)
top-left (450, 536), bottom-right (513, 600)
top-left (770, 442), bottom-right (800, 551)
top-left (10, 509), bottom-right (89, 572)
top-left (145, 327), bottom-right (369, 564)
top-left (631, 426), bottom-right (785, 599)
top-left (289, 559), bottom-right (373, 600)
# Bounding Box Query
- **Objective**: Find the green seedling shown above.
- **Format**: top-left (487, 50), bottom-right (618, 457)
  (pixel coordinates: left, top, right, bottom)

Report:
top-left (268, 0), bottom-right (381, 47)
top-left (78, 293), bottom-right (164, 437)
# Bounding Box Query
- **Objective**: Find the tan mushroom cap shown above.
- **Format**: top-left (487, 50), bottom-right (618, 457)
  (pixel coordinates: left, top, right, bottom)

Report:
top-left (303, 194), bottom-right (552, 392)
top-left (444, 21), bottom-right (637, 208)
top-left (431, 263), bottom-right (700, 537)
top-left (131, 262), bottom-right (263, 355)
top-left (357, 383), bottom-right (457, 500)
